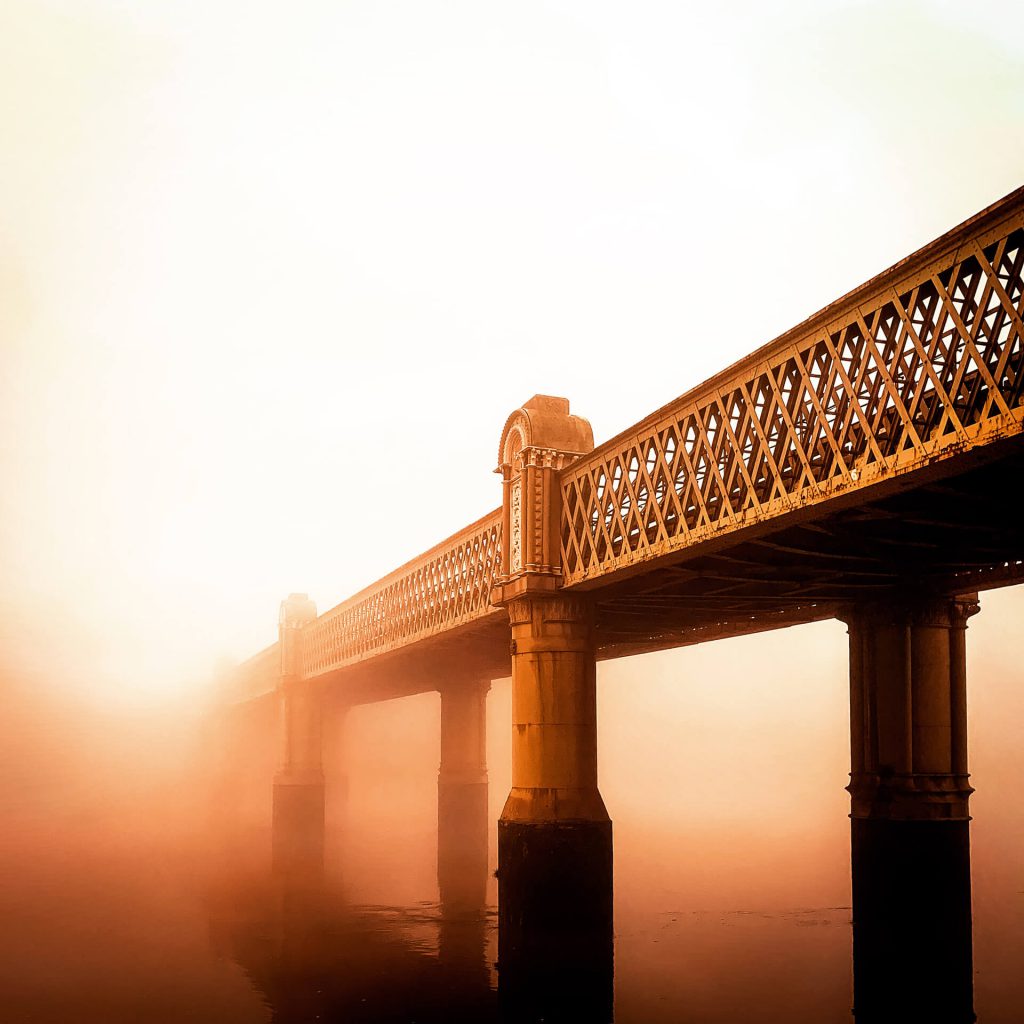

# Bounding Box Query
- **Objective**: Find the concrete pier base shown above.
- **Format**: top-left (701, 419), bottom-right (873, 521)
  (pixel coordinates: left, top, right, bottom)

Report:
top-left (498, 817), bottom-right (613, 949)
top-left (852, 818), bottom-right (973, 1023)
top-left (498, 820), bottom-right (613, 1022)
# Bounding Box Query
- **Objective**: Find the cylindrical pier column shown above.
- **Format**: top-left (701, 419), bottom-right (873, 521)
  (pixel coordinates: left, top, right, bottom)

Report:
top-left (272, 593), bottom-right (324, 876)
top-left (437, 677), bottom-right (490, 915)
top-left (501, 593), bottom-right (608, 825)
top-left (844, 594), bottom-right (978, 1023)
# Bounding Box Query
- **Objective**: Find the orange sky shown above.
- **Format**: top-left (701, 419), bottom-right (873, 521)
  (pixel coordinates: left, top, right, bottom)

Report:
top-left (2, 11), bottom-right (1022, 1024)
top-left (1, 1), bottom-right (1023, 711)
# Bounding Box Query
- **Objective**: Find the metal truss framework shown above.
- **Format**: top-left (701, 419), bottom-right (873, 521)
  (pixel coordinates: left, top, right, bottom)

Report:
top-left (301, 510), bottom-right (502, 678)
top-left (231, 188), bottom-right (1024, 699)
top-left (561, 200), bottom-right (1024, 584)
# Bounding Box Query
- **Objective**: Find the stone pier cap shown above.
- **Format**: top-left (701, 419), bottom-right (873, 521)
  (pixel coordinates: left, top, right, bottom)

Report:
top-left (495, 394), bottom-right (594, 472)
top-left (493, 395), bottom-right (595, 604)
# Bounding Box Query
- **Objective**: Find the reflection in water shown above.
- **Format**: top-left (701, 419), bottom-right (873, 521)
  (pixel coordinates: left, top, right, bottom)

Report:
top-left (240, 769), bottom-right (617, 1022)
top-left (208, 871), bottom-right (497, 1023)
top-left (239, 809), bottom-right (979, 1023)
top-left (212, 760), bottom-right (502, 1022)
top-left (210, 851), bottom-right (615, 1022)
top-left (436, 784), bottom-right (491, 998)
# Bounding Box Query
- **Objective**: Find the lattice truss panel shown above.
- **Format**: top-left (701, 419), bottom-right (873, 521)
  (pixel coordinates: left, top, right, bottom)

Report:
top-left (301, 511), bottom-right (502, 677)
top-left (561, 218), bottom-right (1024, 585)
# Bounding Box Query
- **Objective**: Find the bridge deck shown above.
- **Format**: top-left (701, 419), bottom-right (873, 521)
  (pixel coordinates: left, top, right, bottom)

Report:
top-left (231, 186), bottom-right (1024, 703)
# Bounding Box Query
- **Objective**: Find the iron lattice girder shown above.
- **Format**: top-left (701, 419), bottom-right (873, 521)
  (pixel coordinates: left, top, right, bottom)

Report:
top-left (560, 190), bottom-right (1024, 585)
top-left (299, 510), bottom-right (503, 679)
top-left (229, 187), bottom-right (1024, 700)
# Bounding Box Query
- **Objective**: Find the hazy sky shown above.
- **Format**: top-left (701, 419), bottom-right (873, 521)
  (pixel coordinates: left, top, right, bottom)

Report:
top-left (2, 0), bottom-right (1023, 706)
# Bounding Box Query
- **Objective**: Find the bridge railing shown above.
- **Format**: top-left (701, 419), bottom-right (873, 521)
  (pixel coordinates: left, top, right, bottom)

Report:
top-left (559, 191), bottom-right (1024, 585)
top-left (300, 509), bottom-right (503, 678)
top-left (227, 189), bottom-right (1023, 695)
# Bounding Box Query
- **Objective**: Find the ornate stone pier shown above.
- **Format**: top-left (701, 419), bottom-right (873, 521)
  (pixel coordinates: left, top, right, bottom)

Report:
top-left (491, 397), bottom-right (614, 1012)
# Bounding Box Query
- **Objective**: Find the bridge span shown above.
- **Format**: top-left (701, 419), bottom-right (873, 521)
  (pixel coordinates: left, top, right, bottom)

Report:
top-left (220, 185), bottom-right (1023, 1019)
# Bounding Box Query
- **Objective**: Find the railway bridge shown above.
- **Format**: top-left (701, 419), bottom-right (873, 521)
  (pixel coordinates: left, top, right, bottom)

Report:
top-left (222, 187), bottom-right (1024, 1019)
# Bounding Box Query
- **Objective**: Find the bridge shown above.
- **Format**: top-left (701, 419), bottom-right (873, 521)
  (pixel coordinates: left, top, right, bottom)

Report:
top-left (220, 186), bottom-right (1023, 1019)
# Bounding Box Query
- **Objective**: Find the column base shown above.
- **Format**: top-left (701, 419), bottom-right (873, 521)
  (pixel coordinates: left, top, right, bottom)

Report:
top-left (851, 816), bottom-right (974, 1023)
top-left (497, 818), bottom-right (613, 1021)
top-left (272, 780), bottom-right (325, 877)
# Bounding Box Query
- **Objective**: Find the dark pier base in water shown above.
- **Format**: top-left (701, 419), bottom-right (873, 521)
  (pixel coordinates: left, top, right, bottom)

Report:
top-left (852, 817), bottom-right (974, 1024)
top-left (497, 819), bottom-right (614, 1022)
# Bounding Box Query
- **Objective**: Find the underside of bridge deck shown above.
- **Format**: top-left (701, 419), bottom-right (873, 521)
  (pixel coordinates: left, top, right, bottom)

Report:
top-left (307, 434), bottom-right (1023, 703)
top-left (304, 406), bottom-right (1022, 715)
top-left (588, 433), bottom-right (1024, 657)
top-left (311, 614), bottom-right (510, 704)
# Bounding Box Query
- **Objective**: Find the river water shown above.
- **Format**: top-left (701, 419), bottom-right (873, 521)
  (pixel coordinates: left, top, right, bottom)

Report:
top-left (4, 793), bottom-right (1021, 1022)
top-left (5, 763), bottom-right (1022, 1021)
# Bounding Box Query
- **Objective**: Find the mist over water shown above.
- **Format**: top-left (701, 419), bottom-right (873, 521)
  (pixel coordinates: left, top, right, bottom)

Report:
top-left (3, 594), bottom-right (1022, 1023)
top-left (3, 2), bottom-right (1023, 1021)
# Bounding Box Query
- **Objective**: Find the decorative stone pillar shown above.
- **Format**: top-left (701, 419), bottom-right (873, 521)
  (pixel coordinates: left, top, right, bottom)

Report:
top-left (437, 677), bottom-right (490, 915)
top-left (272, 592), bottom-right (324, 875)
top-left (843, 593), bottom-right (978, 1023)
top-left (501, 593), bottom-right (608, 826)
top-left (491, 396), bottom-right (612, 1003)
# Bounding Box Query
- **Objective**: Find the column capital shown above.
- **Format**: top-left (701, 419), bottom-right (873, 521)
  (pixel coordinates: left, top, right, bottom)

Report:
top-left (503, 593), bottom-right (594, 659)
top-left (506, 592), bottom-right (592, 625)
top-left (436, 675), bottom-right (492, 697)
top-left (848, 772), bottom-right (974, 821)
top-left (840, 592), bottom-right (980, 630)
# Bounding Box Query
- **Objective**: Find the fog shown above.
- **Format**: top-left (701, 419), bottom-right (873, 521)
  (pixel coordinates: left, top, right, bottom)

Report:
top-left (2, 1), bottom-right (1023, 1020)
top-left (3, 587), bottom-right (1022, 1020)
